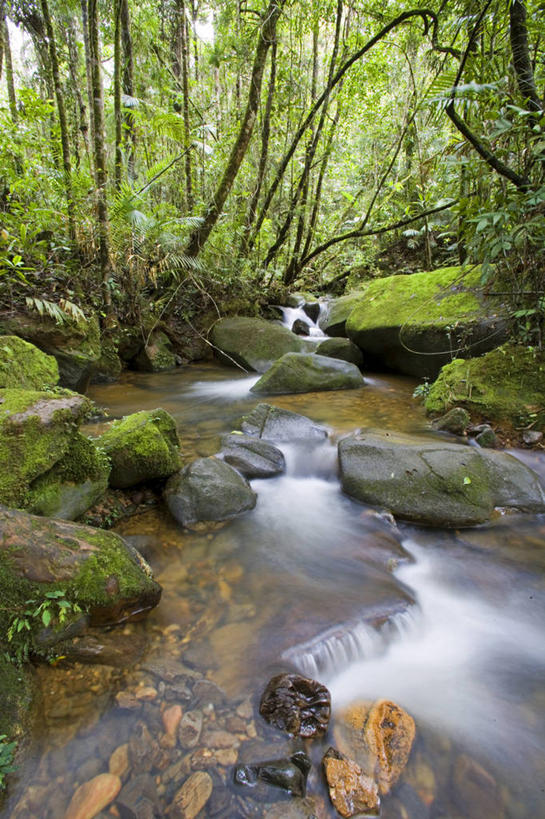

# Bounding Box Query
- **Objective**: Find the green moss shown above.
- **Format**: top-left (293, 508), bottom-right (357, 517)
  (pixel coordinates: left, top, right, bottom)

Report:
top-left (0, 336), bottom-right (59, 390)
top-left (99, 408), bottom-right (181, 488)
top-left (425, 344), bottom-right (545, 429)
top-left (346, 266), bottom-right (490, 333)
top-left (0, 389), bottom-right (91, 507)
top-left (0, 655), bottom-right (34, 741)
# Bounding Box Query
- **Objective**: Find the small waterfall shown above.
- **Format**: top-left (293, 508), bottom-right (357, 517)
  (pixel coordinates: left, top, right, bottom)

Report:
top-left (276, 303), bottom-right (326, 338)
top-left (282, 606), bottom-right (421, 680)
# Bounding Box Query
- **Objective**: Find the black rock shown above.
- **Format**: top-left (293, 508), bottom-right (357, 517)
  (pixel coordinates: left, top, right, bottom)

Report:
top-left (302, 302), bottom-right (320, 323)
top-left (233, 751), bottom-right (312, 801)
top-left (259, 673), bottom-right (331, 738)
top-left (292, 319), bottom-right (310, 336)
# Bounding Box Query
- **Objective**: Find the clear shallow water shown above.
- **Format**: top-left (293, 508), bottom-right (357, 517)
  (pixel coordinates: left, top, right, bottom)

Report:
top-left (4, 363), bottom-right (545, 818)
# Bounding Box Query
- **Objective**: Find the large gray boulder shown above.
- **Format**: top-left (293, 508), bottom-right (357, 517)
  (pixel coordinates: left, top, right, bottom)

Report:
top-left (209, 317), bottom-right (306, 373)
top-left (319, 293), bottom-right (365, 337)
top-left (164, 457), bottom-right (257, 525)
top-left (241, 403), bottom-right (328, 442)
top-left (220, 433), bottom-right (285, 478)
top-left (338, 431), bottom-right (545, 527)
top-left (250, 353), bottom-right (364, 395)
top-left (315, 337), bottom-right (364, 368)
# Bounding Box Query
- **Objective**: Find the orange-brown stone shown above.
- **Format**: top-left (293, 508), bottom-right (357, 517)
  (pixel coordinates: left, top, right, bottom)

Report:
top-left (64, 773), bottom-right (121, 819)
top-left (323, 747), bottom-right (380, 818)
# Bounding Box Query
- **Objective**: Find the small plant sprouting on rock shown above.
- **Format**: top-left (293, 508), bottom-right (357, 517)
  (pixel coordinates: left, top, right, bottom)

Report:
top-left (0, 735), bottom-right (16, 791)
top-left (7, 590), bottom-right (81, 663)
top-left (412, 379), bottom-right (431, 400)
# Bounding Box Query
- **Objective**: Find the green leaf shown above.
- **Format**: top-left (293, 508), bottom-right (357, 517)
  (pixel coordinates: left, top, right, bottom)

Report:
top-left (463, 476), bottom-right (471, 485)
top-left (41, 609), bottom-right (52, 627)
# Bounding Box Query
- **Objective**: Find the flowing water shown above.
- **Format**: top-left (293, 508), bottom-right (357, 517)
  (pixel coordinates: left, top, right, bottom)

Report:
top-left (3, 363), bottom-right (545, 818)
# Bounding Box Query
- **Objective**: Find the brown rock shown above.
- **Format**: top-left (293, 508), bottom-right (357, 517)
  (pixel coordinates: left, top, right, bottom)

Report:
top-left (200, 729), bottom-right (240, 749)
top-left (215, 748), bottom-right (239, 766)
top-left (115, 690), bottom-right (141, 710)
top-left (108, 744), bottom-right (130, 779)
top-left (452, 754), bottom-right (505, 819)
top-left (171, 771), bottom-right (213, 818)
top-left (178, 710), bottom-right (203, 748)
top-left (162, 704), bottom-right (183, 739)
top-left (364, 699), bottom-right (415, 795)
top-left (323, 748), bottom-right (380, 818)
top-left (135, 686), bottom-right (158, 701)
top-left (64, 773), bottom-right (122, 819)
top-left (259, 673), bottom-right (331, 738)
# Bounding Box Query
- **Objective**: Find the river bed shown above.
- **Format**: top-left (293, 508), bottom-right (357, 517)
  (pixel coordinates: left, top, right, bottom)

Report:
top-left (3, 362), bottom-right (545, 818)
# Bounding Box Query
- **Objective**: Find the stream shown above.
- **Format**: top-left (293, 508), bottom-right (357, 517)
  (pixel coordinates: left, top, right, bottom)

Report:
top-left (3, 344), bottom-right (545, 817)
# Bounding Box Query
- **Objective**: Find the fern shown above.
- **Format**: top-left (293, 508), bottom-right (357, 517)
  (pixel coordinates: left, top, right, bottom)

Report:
top-left (25, 297), bottom-right (87, 325)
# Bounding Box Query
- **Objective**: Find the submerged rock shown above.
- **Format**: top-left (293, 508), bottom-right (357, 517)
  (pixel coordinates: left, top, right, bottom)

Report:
top-left (164, 457), bottom-right (257, 525)
top-left (452, 754), bottom-right (505, 819)
top-left (315, 337), bottom-right (364, 369)
top-left (210, 316), bottom-right (306, 373)
top-left (99, 408), bottom-right (182, 489)
top-left (365, 699), bottom-right (416, 795)
top-left (0, 335), bottom-right (59, 390)
top-left (171, 771), bottom-right (213, 818)
top-left (241, 403), bottom-right (328, 442)
top-left (259, 673), bottom-right (331, 738)
top-left (233, 751), bottom-right (311, 801)
top-left (345, 266), bottom-right (508, 378)
top-left (64, 773), bottom-right (122, 819)
top-left (251, 352), bottom-right (364, 396)
top-left (338, 430), bottom-right (545, 526)
top-left (220, 432), bottom-right (286, 478)
top-left (0, 506), bottom-right (162, 634)
top-left (322, 747), bottom-right (380, 817)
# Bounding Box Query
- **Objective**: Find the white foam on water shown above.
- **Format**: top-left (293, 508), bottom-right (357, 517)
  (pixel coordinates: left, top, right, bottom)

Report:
top-left (184, 375), bottom-right (260, 401)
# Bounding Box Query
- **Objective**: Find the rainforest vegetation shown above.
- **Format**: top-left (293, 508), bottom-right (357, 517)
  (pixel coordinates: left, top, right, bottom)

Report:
top-left (0, 0), bottom-right (543, 343)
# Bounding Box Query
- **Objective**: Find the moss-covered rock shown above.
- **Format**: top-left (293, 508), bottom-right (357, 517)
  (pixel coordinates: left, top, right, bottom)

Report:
top-left (209, 317), bottom-right (306, 373)
top-left (319, 292), bottom-right (366, 337)
top-left (164, 457), bottom-right (257, 525)
top-left (26, 433), bottom-right (110, 520)
top-left (0, 312), bottom-right (101, 391)
top-left (92, 336), bottom-right (123, 384)
top-left (0, 336), bottom-right (59, 390)
top-left (99, 408), bottom-right (182, 489)
top-left (133, 330), bottom-right (177, 372)
top-left (425, 344), bottom-right (545, 430)
top-left (251, 352), bottom-right (365, 395)
top-left (0, 505), bottom-right (161, 634)
top-left (338, 430), bottom-right (545, 527)
top-left (315, 337), bottom-right (364, 368)
top-left (0, 389), bottom-right (92, 508)
top-left (345, 266), bottom-right (508, 378)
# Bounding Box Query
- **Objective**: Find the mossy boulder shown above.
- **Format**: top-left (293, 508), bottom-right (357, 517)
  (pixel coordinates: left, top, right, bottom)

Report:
top-left (250, 352), bottom-right (364, 395)
top-left (164, 457), bottom-right (257, 524)
top-left (319, 292), bottom-right (366, 337)
top-left (0, 336), bottom-right (59, 390)
top-left (99, 408), bottom-right (182, 489)
top-left (425, 344), bottom-right (545, 430)
top-left (92, 336), bottom-right (123, 384)
top-left (0, 312), bottom-right (101, 392)
top-left (345, 266), bottom-right (508, 378)
top-left (338, 430), bottom-right (545, 527)
top-left (133, 330), bottom-right (177, 372)
top-left (0, 505), bottom-right (161, 632)
top-left (315, 337), bottom-right (364, 368)
top-left (0, 388), bottom-right (92, 509)
top-left (26, 433), bottom-right (110, 520)
top-left (209, 317), bottom-right (306, 373)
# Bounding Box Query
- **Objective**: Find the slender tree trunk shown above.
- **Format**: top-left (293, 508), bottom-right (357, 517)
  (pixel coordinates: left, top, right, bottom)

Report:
top-left (66, 19), bottom-right (91, 165)
top-left (87, 0), bottom-right (112, 309)
top-left (185, 0), bottom-right (285, 257)
top-left (120, 0), bottom-right (135, 179)
top-left (239, 38), bottom-right (277, 256)
top-left (180, 0), bottom-right (193, 209)
top-left (40, 0), bottom-right (76, 243)
top-left (1, 13), bottom-right (17, 121)
top-left (114, 0), bottom-right (123, 188)
top-left (510, 0), bottom-right (542, 113)
top-left (190, 0), bottom-right (199, 83)
top-left (81, 0), bottom-right (95, 178)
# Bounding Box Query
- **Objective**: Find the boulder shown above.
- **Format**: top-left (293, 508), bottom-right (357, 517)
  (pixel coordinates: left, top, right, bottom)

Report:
top-left (99, 408), bottom-right (182, 489)
top-left (240, 403), bottom-right (328, 441)
top-left (345, 266), bottom-right (508, 378)
top-left (291, 318), bottom-right (310, 336)
top-left (259, 673), bottom-right (331, 738)
top-left (315, 337), bottom-right (364, 369)
top-left (0, 335), bottom-right (59, 390)
top-left (26, 433), bottom-right (110, 520)
top-left (431, 407), bottom-right (470, 436)
top-left (209, 317), bottom-right (306, 373)
top-left (220, 432), bottom-right (286, 478)
top-left (425, 344), bottom-right (545, 430)
top-left (286, 292), bottom-right (317, 308)
top-left (0, 388), bottom-right (92, 508)
top-left (302, 302), bottom-right (321, 323)
top-left (132, 330), bottom-right (177, 372)
top-left (322, 747), bottom-right (380, 817)
top-left (319, 292), bottom-right (366, 337)
top-left (0, 506), bottom-right (162, 638)
top-left (164, 457), bottom-right (257, 525)
top-left (338, 430), bottom-right (545, 526)
top-left (91, 337), bottom-right (123, 384)
top-left (0, 311), bottom-right (102, 391)
top-left (250, 353), bottom-right (364, 395)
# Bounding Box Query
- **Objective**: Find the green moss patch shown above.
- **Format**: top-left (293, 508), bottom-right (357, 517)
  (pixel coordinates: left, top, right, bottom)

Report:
top-left (0, 336), bottom-right (59, 390)
top-left (425, 344), bottom-right (545, 429)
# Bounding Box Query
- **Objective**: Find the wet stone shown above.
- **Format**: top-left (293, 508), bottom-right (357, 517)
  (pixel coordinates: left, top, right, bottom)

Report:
top-left (171, 770), bottom-right (213, 818)
top-left (259, 673), bottom-right (331, 738)
top-left (233, 751), bottom-right (312, 801)
top-left (322, 747), bottom-right (380, 818)
top-left (365, 699), bottom-right (416, 795)
top-left (109, 743), bottom-right (130, 779)
top-left (64, 773), bottom-right (122, 819)
top-left (452, 754), bottom-right (505, 819)
top-left (179, 710), bottom-right (203, 748)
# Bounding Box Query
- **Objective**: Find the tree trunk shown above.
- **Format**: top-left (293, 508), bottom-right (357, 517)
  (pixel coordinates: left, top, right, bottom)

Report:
top-left (180, 0), bottom-right (193, 209)
top-left (120, 0), bottom-right (135, 179)
top-left (87, 0), bottom-right (112, 309)
top-left (40, 0), bottom-right (76, 244)
top-left (509, 0), bottom-right (542, 113)
top-left (114, 0), bottom-right (123, 188)
top-left (1, 13), bottom-right (17, 121)
top-left (80, 0), bottom-right (95, 178)
top-left (66, 18), bottom-right (91, 165)
top-left (185, 0), bottom-right (285, 257)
